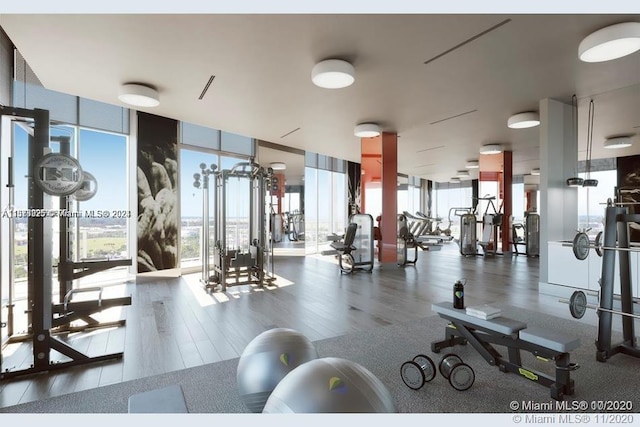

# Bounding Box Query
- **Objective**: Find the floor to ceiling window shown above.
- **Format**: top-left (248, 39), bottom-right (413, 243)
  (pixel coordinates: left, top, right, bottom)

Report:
top-left (304, 153), bottom-right (347, 255)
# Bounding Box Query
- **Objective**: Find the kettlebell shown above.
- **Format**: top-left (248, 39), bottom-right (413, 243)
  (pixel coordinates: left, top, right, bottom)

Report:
top-left (453, 279), bottom-right (465, 309)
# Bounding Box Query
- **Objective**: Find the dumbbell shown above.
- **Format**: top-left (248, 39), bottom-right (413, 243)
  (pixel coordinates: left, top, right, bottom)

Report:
top-left (439, 353), bottom-right (475, 391)
top-left (400, 354), bottom-right (436, 390)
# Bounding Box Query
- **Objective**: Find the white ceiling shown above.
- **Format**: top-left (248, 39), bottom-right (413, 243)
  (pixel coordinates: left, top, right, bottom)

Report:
top-left (1, 14), bottom-right (639, 183)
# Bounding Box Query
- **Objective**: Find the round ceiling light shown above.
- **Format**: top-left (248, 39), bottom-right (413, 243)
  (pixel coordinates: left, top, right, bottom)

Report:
top-left (531, 168), bottom-right (540, 176)
top-left (450, 177), bottom-right (461, 183)
top-left (603, 136), bottom-right (633, 149)
top-left (579, 22), bottom-right (640, 62)
top-left (465, 160), bottom-right (479, 169)
top-left (118, 83), bottom-right (160, 107)
top-left (508, 112), bottom-right (540, 129)
top-left (456, 170), bottom-right (470, 178)
top-left (354, 123), bottom-right (381, 138)
top-left (270, 162), bottom-right (286, 170)
top-left (311, 59), bottom-right (355, 89)
top-left (479, 144), bottom-right (502, 155)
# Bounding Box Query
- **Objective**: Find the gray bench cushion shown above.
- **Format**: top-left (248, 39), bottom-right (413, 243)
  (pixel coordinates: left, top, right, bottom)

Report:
top-left (432, 302), bottom-right (527, 336)
top-left (128, 384), bottom-right (188, 413)
top-left (519, 326), bottom-right (581, 353)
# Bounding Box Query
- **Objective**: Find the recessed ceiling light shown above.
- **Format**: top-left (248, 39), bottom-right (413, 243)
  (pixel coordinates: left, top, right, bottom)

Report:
top-left (311, 59), bottom-right (355, 89)
top-left (531, 168), bottom-right (540, 175)
top-left (508, 112), bottom-right (540, 129)
top-left (579, 22), bottom-right (640, 62)
top-left (270, 162), bottom-right (286, 170)
top-left (479, 144), bottom-right (502, 155)
top-left (354, 123), bottom-right (381, 138)
top-left (118, 83), bottom-right (160, 107)
top-left (603, 136), bottom-right (633, 149)
top-left (465, 160), bottom-right (479, 169)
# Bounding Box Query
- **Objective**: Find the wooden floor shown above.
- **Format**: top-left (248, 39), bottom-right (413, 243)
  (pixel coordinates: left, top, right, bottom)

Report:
top-left (0, 244), bottom-right (593, 408)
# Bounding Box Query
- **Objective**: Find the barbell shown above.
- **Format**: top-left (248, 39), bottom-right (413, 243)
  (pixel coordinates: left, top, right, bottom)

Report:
top-left (560, 290), bottom-right (640, 320)
top-left (567, 231), bottom-right (640, 261)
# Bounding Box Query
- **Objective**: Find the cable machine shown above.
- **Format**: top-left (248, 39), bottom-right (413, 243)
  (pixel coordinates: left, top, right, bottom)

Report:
top-left (196, 161), bottom-right (275, 292)
top-left (0, 106), bottom-right (131, 380)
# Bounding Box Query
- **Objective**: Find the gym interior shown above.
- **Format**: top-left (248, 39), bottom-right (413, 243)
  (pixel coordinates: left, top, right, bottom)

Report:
top-left (0, 11), bottom-right (640, 416)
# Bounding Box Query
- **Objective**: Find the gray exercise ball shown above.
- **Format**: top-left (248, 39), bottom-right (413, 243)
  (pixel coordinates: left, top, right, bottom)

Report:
top-left (236, 328), bottom-right (318, 413)
top-left (262, 357), bottom-right (396, 413)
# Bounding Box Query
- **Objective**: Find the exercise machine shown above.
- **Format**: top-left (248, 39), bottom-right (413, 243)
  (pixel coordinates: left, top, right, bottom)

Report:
top-left (284, 210), bottom-right (304, 242)
top-left (0, 106), bottom-right (131, 380)
top-left (198, 161), bottom-right (276, 292)
top-left (325, 214), bottom-right (374, 273)
top-left (563, 199), bottom-right (640, 362)
top-left (476, 195), bottom-right (503, 256)
top-left (397, 214), bottom-right (442, 266)
top-left (512, 211), bottom-right (540, 257)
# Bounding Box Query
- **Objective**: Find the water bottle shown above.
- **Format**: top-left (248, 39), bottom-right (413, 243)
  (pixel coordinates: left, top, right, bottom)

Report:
top-left (453, 280), bottom-right (465, 309)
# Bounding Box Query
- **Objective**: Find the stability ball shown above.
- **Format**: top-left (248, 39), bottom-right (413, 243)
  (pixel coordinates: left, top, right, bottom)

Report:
top-left (262, 357), bottom-right (396, 413)
top-left (236, 328), bottom-right (318, 413)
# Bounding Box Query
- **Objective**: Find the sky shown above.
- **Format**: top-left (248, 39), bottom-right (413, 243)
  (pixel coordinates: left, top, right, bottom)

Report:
top-left (12, 125), bottom-right (127, 213)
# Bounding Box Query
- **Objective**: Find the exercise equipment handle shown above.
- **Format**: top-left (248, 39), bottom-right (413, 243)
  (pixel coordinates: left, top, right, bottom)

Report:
top-left (63, 287), bottom-right (103, 312)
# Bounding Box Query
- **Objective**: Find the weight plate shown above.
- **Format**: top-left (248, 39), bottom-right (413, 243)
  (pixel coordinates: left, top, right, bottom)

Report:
top-left (448, 363), bottom-right (475, 391)
top-left (71, 171), bottom-right (98, 202)
top-left (401, 361), bottom-right (426, 390)
top-left (572, 232), bottom-right (590, 261)
top-left (34, 152), bottom-right (84, 196)
top-left (569, 290), bottom-right (587, 319)
top-left (595, 231), bottom-right (603, 257)
top-left (413, 354), bottom-right (436, 382)
top-left (439, 353), bottom-right (463, 378)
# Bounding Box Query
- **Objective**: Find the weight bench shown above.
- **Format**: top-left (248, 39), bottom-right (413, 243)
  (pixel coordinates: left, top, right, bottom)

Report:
top-left (430, 302), bottom-right (580, 400)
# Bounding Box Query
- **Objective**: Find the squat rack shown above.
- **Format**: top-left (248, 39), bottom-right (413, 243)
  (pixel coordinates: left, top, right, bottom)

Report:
top-left (0, 106), bottom-right (131, 380)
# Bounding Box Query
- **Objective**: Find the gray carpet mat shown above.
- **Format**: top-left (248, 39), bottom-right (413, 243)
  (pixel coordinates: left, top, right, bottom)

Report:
top-left (2, 305), bottom-right (639, 413)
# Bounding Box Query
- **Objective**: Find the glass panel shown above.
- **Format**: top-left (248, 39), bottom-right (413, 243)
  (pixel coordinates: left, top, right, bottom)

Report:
top-left (332, 172), bottom-right (347, 235)
top-left (512, 183), bottom-right (525, 223)
top-left (75, 128), bottom-right (129, 287)
top-left (79, 98), bottom-right (129, 134)
top-left (577, 169), bottom-right (617, 237)
top-left (220, 131), bottom-right (253, 156)
top-left (316, 169), bottom-right (331, 251)
top-left (304, 167), bottom-right (318, 254)
top-left (181, 122), bottom-right (220, 150)
top-left (180, 149), bottom-right (218, 268)
top-left (305, 152), bottom-right (317, 168)
top-left (13, 82), bottom-right (78, 125)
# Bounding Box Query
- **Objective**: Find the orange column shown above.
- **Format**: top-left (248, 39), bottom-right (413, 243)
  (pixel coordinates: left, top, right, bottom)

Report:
top-left (478, 150), bottom-right (513, 253)
top-left (361, 132), bottom-right (397, 264)
top-left (380, 133), bottom-right (398, 263)
top-left (501, 151), bottom-right (512, 253)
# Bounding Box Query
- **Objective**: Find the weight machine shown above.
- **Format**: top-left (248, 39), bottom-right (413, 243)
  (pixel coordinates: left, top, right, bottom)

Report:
top-left (562, 199), bottom-right (640, 362)
top-left (195, 161), bottom-right (276, 292)
top-left (0, 106), bottom-right (131, 380)
top-left (397, 214), bottom-right (442, 266)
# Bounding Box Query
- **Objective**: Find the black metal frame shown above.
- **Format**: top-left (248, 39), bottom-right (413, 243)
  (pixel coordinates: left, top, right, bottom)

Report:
top-left (595, 204), bottom-right (640, 362)
top-left (0, 106), bottom-right (131, 380)
top-left (431, 315), bottom-right (577, 401)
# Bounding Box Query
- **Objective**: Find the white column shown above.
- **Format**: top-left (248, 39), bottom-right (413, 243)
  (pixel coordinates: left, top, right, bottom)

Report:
top-left (539, 98), bottom-right (578, 284)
